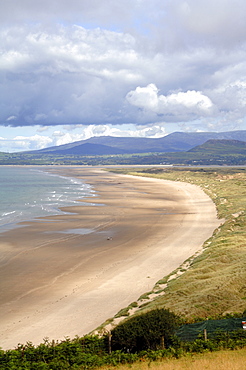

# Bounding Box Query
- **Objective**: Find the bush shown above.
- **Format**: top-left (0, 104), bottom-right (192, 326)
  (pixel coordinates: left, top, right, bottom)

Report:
top-left (111, 308), bottom-right (180, 352)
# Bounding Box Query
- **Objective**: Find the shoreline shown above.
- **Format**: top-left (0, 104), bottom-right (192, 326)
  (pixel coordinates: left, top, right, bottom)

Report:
top-left (0, 167), bottom-right (221, 349)
top-left (0, 166), bottom-right (95, 235)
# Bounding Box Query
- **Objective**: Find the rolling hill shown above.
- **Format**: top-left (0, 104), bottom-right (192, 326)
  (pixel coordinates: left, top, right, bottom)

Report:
top-left (0, 131), bottom-right (246, 166)
top-left (188, 139), bottom-right (246, 155)
top-left (25, 130), bottom-right (246, 156)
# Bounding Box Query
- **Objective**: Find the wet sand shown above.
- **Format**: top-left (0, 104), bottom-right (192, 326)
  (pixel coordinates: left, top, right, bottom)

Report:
top-left (0, 167), bottom-right (221, 349)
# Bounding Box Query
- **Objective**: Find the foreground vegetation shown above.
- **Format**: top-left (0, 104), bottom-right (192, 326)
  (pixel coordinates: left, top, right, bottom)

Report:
top-left (102, 348), bottom-right (246, 370)
top-left (109, 167), bottom-right (246, 321)
top-left (1, 316), bottom-right (246, 369)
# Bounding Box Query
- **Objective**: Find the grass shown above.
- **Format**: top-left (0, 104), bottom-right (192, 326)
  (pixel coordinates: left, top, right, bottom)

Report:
top-left (101, 348), bottom-right (246, 370)
top-left (109, 167), bottom-right (246, 321)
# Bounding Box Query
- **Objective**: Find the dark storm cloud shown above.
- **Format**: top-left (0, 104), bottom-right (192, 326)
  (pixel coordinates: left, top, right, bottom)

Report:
top-left (1, 0), bottom-right (246, 130)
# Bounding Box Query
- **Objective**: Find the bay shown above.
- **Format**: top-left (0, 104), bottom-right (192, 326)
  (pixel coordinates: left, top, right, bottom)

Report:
top-left (0, 167), bottom-right (94, 233)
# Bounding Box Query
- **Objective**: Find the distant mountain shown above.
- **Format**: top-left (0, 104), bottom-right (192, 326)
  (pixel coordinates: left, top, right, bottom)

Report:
top-left (1, 133), bottom-right (246, 166)
top-left (188, 139), bottom-right (246, 155)
top-left (26, 130), bottom-right (246, 156)
top-left (50, 143), bottom-right (128, 155)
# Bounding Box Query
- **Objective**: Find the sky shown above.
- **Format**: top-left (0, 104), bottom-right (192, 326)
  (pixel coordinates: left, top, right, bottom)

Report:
top-left (1, 0), bottom-right (246, 152)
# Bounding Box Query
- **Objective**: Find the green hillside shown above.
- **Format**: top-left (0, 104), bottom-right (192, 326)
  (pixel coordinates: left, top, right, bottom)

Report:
top-left (101, 167), bottom-right (246, 329)
top-left (189, 139), bottom-right (246, 154)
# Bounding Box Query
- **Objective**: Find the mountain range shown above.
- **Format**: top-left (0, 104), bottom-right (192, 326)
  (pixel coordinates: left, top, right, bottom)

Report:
top-left (1, 130), bottom-right (246, 166)
top-left (26, 130), bottom-right (246, 156)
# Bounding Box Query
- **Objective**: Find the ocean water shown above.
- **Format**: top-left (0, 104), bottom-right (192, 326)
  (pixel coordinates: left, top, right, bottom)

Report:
top-left (0, 167), bottom-right (94, 233)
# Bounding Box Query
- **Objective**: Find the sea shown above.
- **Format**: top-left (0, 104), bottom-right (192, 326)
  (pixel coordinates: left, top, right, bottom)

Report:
top-left (0, 167), bottom-right (94, 233)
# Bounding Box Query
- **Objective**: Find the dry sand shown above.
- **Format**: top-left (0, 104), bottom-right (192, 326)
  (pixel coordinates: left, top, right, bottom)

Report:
top-left (0, 167), bottom-right (222, 349)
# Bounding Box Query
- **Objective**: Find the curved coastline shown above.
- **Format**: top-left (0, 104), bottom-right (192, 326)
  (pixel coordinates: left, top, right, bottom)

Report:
top-left (0, 167), bottom-right (221, 349)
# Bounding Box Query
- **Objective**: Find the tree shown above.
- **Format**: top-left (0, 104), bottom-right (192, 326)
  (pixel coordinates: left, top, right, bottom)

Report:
top-left (111, 308), bottom-right (180, 352)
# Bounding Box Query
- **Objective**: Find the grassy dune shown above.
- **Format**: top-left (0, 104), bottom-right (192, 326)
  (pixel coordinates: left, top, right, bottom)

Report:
top-left (110, 167), bottom-right (246, 321)
top-left (101, 348), bottom-right (246, 370)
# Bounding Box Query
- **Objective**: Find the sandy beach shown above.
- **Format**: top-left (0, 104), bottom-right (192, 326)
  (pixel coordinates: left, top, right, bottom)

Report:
top-left (0, 167), bottom-right (221, 349)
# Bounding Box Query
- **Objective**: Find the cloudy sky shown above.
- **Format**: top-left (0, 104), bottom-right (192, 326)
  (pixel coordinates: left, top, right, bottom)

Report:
top-left (1, 0), bottom-right (246, 152)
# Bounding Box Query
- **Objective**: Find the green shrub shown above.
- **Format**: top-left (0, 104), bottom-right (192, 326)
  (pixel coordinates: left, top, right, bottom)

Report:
top-left (111, 308), bottom-right (180, 352)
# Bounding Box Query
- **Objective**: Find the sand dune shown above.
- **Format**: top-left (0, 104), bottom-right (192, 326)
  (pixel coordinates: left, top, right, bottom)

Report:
top-left (0, 167), bottom-right (221, 349)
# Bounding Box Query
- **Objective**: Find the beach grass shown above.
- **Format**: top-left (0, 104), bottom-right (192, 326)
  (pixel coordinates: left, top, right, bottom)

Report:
top-left (101, 348), bottom-right (246, 370)
top-left (110, 167), bottom-right (246, 320)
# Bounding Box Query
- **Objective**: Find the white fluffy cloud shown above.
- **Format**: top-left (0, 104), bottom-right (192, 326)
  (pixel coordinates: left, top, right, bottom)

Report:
top-left (0, 134), bottom-right (53, 152)
top-left (14, 135), bottom-right (53, 149)
top-left (126, 84), bottom-right (215, 120)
